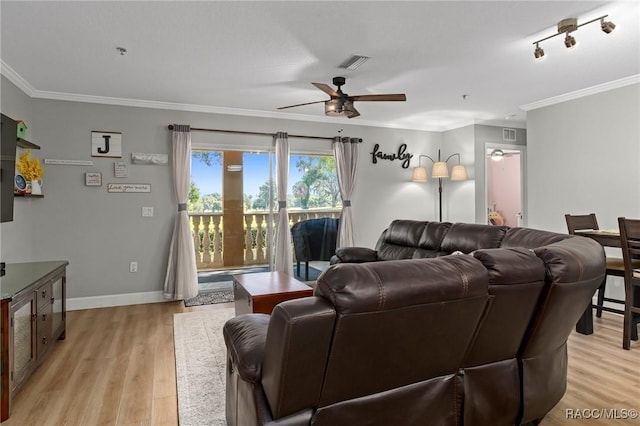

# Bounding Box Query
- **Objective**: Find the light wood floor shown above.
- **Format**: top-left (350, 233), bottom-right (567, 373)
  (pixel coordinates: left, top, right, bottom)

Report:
top-left (2, 303), bottom-right (639, 425)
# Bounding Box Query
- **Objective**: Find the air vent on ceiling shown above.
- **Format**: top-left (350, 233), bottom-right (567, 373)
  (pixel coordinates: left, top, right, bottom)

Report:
top-left (503, 128), bottom-right (517, 142)
top-left (339, 55), bottom-right (370, 70)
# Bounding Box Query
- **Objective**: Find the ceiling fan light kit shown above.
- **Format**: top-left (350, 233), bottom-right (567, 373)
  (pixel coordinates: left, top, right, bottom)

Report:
top-left (278, 76), bottom-right (406, 119)
top-left (532, 14), bottom-right (615, 59)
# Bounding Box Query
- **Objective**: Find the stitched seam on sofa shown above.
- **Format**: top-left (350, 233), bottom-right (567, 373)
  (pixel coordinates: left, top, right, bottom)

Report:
top-left (366, 265), bottom-right (386, 311)
top-left (275, 311), bottom-right (294, 416)
top-left (452, 373), bottom-right (459, 426)
top-left (519, 284), bottom-right (559, 357)
top-left (449, 261), bottom-right (470, 296)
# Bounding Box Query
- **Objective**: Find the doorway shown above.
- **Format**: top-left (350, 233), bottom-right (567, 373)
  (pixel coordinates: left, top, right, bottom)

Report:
top-left (484, 144), bottom-right (526, 227)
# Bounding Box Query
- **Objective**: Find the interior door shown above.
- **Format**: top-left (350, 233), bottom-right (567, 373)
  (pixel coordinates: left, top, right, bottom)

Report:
top-left (485, 144), bottom-right (526, 227)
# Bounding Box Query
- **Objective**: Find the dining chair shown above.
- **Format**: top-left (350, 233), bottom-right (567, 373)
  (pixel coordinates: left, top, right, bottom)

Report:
top-left (617, 217), bottom-right (640, 349)
top-left (565, 213), bottom-right (625, 317)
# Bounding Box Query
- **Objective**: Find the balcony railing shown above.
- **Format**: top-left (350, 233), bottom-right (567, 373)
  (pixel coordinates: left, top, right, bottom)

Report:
top-left (189, 208), bottom-right (341, 270)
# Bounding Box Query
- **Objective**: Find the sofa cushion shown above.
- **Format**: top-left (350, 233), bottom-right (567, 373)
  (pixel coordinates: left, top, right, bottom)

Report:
top-left (317, 255), bottom-right (489, 314)
top-left (440, 223), bottom-right (508, 254)
top-left (223, 314), bottom-right (271, 383)
top-left (464, 248), bottom-right (546, 366)
top-left (417, 221), bottom-right (452, 250)
top-left (500, 227), bottom-right (570, 249)
top-left (378, 220), bottom-right (427, 247)
top-left (376, 220), bottom-right (431, 260)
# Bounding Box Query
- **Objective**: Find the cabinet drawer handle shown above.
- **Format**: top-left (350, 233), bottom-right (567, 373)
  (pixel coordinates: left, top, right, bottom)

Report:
top-left (42, 314), bottom-right (47, 321)
top-left (41, 290), bottom-right (47, 299)
top-left (42, 336), bottom-right (48, 345)
top-left (31, 313), bottom-right (37, 322)
top-left (51, 297), bottom-right (55, 304)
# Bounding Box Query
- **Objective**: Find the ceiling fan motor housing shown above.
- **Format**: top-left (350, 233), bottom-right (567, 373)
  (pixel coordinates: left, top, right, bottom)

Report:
top-left (332, 76), bottom-right (346, 88)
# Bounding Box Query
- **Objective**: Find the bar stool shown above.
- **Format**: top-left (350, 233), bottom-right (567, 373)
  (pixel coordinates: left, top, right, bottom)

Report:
top-left (617, 217), bottom-right (640, 349)
top-left (565, 213), bottom-right (625, 317)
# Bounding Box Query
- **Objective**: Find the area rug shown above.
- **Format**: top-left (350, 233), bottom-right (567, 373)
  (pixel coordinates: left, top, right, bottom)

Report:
top-left (184, 288), bottom-right (234, 307)
top-left (174, 307), bottom-right (234, 426)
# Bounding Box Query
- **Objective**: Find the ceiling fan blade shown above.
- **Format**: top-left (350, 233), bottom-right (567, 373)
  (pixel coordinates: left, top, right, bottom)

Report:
top-left (349, 94), bottom-right (407, 102)
top-left (312, 82), bottom-right (339, 97)
top-left (277, 100), bottom-right (326, 110)
top-left (347, 107), bottom-right (361, 119)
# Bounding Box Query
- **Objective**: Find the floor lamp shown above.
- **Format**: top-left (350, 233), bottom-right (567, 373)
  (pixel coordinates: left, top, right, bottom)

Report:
top-left (412, 149), bottom-right (468, 222)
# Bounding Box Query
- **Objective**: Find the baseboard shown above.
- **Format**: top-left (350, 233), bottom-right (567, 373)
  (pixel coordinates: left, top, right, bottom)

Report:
top-left (67, 290), bottom-right (166, 311)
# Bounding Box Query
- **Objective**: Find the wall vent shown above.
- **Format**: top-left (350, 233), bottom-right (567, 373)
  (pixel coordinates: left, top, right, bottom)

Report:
top-left (503, 128), bottom-right (517, 142)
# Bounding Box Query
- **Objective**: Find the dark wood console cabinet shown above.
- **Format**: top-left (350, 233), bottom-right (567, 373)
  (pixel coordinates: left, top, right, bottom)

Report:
top-left (0, 261), bottom-right (67, 421)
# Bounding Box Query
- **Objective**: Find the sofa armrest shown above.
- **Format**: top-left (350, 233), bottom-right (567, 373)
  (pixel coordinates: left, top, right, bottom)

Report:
top-left (223, 313), bottom-right (271, 383)
top-left (330, 247), bottom-right (379, 264)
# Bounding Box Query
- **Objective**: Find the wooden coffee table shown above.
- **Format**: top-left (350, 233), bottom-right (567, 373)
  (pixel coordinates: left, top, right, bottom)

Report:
top-left (232, 271), bottom-right (313, 315)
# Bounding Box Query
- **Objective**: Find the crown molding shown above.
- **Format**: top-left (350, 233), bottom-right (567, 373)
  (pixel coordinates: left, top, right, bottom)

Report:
top-left (0, 60), bottom-right (37, 97)
top-left (0, 62), bottom-right (450, 132)
top-left (520, 74), bottom-right (640, 111)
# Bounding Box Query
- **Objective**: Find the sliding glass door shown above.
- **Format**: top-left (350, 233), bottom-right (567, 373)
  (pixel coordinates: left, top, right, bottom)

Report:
top-left (189, 148), bottom-right (340, 274)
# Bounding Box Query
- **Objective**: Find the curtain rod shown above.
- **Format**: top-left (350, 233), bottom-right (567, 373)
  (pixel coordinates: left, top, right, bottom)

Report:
top-left (167, 125), bottom-right (336, 141)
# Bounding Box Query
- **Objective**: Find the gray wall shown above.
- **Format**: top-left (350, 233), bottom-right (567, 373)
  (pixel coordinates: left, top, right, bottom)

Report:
top-left (4, 76), bottom-right (478, 306)
top-left (527, 83), bottom-right (640, 303)
top-left (14, 79), bottom-right (635, 307)
top-left (527, 83), bottom-right (640, 232)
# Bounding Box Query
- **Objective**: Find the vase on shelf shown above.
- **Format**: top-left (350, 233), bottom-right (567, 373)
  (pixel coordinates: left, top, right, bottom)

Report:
top-left (30, 179), bottom-right (42, 195)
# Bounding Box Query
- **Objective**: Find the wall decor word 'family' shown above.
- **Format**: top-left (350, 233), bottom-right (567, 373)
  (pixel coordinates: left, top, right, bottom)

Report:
top-left (370, 143), bottom-right (414, 169)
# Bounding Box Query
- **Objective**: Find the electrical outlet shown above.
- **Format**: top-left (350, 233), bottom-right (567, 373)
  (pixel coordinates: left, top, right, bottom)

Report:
top-left (142, 207), bottom-right (154, 217)
top-left (130, 261), bottom-right (138, 273)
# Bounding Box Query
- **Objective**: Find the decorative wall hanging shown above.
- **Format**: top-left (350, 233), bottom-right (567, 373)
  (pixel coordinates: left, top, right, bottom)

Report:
top-left (91, 131), bottom-right (122, 158)
top-left (85, 172), bottom-right (102, 186)
top-left (131, 152), bottom-right (168, 165)
top-left (114, 162), bottom-right (128, 178)
top-left (44, 159), bottom-right (94, 166)
top-left (370, 143), bottom-right (414, 168)
top-left (107, 183), bottom-right (151, 193)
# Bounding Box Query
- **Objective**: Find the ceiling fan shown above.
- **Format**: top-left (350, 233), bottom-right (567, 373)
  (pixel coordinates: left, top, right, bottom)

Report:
top-left (278, 76), bottom-right (406, 119)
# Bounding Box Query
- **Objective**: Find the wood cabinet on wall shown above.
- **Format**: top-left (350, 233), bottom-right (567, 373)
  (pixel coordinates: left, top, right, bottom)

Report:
top-left (0, 261), bottom-right (68, 421)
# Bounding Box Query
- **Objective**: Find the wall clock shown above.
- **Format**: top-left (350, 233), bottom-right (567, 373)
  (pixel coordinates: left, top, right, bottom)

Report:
top-left (14, 174), bottom-right (27, 193)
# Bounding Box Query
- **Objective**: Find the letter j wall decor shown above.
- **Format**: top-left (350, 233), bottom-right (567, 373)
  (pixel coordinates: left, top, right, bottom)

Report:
top-left (91, 131), bottom-right (122, 158)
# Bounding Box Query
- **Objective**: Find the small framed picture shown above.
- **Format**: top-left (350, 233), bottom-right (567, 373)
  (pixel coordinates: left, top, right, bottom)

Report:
top-left (85, 172), bottom-right (102, 186)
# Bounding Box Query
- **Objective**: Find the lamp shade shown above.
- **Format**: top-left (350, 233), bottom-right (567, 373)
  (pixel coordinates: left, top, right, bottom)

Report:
top-left (431, 162), bottom-right (449, 178)
top-left (412, 166), bottom-right (428, 182)
top-left (450, 164), bottom-right (468, 181)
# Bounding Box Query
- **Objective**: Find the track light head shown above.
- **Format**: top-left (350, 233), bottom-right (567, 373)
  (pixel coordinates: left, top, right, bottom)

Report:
top-left (601, 18), bottom-right (616, 34)
top-left (564, 33), bottom-right (577, 48)
top-left (534, 43), bottom-right (545, 59)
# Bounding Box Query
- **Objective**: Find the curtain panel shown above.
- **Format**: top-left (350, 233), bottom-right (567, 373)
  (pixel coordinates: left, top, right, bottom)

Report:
top-left (274, 132), bottom-right (293, 273)
top-left (333, 136), bottom-right (361, 248)
top-left (164, 125), bottom-right (198, 300)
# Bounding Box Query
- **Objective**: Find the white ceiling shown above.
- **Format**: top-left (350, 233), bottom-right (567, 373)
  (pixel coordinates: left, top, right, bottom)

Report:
top-left (1, 1), bottom-right (638, 131)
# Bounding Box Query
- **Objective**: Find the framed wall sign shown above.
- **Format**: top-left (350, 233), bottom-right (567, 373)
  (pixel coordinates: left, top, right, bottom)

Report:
top-left (131, 152), bottom-right (168, 165)
top-left (91, 131), bottom-right (122, 158)
top-left (85, 172), bottom-right (102, 186)
top-left (107, 183), bottom-right (151, 193)
top-left (114, 162), bottom-right (128, 178)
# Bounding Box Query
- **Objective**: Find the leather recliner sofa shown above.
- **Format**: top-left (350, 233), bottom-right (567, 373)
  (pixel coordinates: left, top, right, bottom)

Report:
top-left (223, 220), bottom-right (605, 425)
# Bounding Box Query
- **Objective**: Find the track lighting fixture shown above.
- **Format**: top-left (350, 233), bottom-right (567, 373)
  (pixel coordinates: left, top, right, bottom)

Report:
top-left (600, 18), bottom-right (616, 34)
top-left (533, 14), bottom-right (615, 59)
top-left (564, 33), bottom-right (577, 48)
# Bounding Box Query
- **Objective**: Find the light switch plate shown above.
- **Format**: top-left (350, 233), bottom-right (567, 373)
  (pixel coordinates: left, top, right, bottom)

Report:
top-left (142, 207), bottom-right (154, 217)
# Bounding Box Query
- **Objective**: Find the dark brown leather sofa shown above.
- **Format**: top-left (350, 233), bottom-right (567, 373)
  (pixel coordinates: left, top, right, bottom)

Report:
top-left (223, 220), bottom-right (605, 426)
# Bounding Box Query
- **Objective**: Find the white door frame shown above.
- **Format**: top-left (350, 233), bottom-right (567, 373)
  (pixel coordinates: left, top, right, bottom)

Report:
top-left (483, 142), bottom-right (527, 227)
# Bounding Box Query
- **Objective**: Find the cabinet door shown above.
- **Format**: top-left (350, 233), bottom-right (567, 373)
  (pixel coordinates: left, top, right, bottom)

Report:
top-left (51, 276), bottom-right (64, 337)
top-left (10, 294), bottom-right (36, 392)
